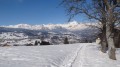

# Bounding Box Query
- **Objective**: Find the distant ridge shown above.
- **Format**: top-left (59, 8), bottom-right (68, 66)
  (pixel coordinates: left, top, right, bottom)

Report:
top-left (1, 21), bottom-right (98, 30)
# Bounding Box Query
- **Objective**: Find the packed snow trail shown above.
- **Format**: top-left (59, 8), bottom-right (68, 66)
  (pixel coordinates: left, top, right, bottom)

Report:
top-left (60, 44), bottom-right (84, 67)
top-left (70, 43), bottom-right (120, 67)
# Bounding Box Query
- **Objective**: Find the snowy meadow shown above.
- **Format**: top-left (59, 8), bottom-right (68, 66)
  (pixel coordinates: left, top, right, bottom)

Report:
top-left (0, 43), bottom-right (120, 67)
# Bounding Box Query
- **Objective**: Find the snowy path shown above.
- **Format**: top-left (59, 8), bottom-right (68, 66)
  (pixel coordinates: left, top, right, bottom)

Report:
top-left (70, 43), bottom-right (120, 67)
top-left (0, 43), bottom-right (120, 67)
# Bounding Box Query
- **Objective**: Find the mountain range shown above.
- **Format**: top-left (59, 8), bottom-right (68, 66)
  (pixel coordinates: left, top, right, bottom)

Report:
top-left (0, 21), bottom-right (100, 44)
top-left (1, 21), bottom-right (98, 30)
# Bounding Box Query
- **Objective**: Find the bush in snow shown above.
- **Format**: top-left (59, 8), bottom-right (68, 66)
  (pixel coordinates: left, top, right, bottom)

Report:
top-left (2, 43), bottom-right (11, 47)
top-left (40, 41), bottom-right (50, 45)
top-left (13, 44), bottom-right (19, 46)
top-left (25, 43), bottom-right (33, 46)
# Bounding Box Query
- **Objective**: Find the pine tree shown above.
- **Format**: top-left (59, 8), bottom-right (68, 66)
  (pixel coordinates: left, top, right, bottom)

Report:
top-left (64, 37), bottom-right (69, 44)
top-left (34, 40), bottom-right (38, 46)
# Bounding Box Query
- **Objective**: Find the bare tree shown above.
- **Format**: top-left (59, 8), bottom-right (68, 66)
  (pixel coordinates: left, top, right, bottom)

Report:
top-left (61, 0), bottom-right (108, 53)
top-left (61, 0), bottom-right (120, 60)
top-left (103, 0), bottom-right (120, 60)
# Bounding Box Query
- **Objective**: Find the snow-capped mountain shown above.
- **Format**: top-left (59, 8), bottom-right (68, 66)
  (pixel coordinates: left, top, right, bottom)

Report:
top-left (1, 21), bottom-right (99, 31)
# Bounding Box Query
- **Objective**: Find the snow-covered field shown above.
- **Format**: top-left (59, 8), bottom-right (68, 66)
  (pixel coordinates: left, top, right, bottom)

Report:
top-left (0, 43), bottom-right (120, 67)
top-left (0, 32), bottom-right (28, 39)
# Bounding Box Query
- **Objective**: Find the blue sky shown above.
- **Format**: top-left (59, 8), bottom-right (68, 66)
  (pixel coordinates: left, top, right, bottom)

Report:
top-left (0, 0), bottom-right (87, 25)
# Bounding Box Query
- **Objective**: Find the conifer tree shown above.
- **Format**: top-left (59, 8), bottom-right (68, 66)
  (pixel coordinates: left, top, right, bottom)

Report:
top-left (64, 37), bottom-right (69, 44)
top-left (34, 40), bottom-right (38, 46)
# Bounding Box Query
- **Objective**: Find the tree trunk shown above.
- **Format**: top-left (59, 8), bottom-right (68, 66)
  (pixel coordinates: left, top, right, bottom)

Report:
top-left (101, 24), bottom-right (107, 53)
top-left (101, 31), bottom-right (107, 53)
top-left (114, 29), bottom-right (120, 48)
top-left (106, 23), bottom-right (116, 60)
top-left (101, 37), bottom-right (107, 53)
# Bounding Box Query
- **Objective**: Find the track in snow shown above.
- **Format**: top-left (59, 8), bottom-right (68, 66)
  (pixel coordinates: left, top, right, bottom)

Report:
top-left (70, 45), bottom-right (84, 67)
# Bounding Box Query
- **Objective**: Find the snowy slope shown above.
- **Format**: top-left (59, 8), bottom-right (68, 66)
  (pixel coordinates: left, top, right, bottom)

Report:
top-left (0, 32), bottom-right (28, 39)
top-left (0, 43), bottom-right (120, 67)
